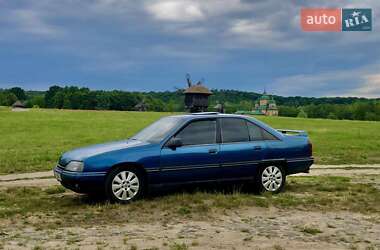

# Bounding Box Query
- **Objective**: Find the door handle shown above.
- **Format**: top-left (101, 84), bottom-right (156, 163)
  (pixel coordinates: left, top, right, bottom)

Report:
top-left (253, 146), bottom-right (262, 150)
top-left (208, 148), bottom-right (218, 154)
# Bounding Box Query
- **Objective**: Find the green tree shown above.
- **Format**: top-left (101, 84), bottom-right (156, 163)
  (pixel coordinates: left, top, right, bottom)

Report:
top-left (9, 87), bottom-right (26, 100)
top-left (279, 106), bottom-right (298, 117)
top-left (327, 112), bottom-right (337, 120)
top-left (297, 108), bottom-right (308, 118)
top-left (45, 86), bottom-right (62, 108)
top-left (0, 91), bottom-right (17, 106)
top-left (364, 112), bottom-right (378, 121)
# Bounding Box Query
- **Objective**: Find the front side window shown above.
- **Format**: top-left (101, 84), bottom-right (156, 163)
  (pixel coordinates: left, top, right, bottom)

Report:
top-left (261, 129), bottom-right (278, 140)
top-left (221, 118), bottom-right (250, 143)
top-left (247, 122), bottom-right (277, 141)
top-left (175, 119), bottom-right (216, 146)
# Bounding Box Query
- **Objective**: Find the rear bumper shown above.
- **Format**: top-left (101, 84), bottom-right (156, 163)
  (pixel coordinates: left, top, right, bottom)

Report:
top-left (54, 166), bottom-right (107, 193)
top-left (286, 157), bottom-right (314, 175)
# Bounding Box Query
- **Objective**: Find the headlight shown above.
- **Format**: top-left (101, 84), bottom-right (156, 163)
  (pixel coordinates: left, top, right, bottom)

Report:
top-left (65, 161), bottom-right (84, 172)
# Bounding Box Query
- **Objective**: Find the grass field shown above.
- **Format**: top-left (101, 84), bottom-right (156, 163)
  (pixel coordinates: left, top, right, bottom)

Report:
top-left (0, 109), bottom-right (380, 174)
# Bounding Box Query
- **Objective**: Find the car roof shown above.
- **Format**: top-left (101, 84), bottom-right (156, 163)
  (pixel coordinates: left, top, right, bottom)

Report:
top-left (169, 112), bottom-right (249, 120)
top-left (168, 112), bottom-right (268, 124)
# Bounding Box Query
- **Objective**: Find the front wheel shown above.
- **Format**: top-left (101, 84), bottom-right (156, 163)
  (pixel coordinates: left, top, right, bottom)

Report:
top-left (105, 168), bottom-right (144, 203)
top-left (255, 165), bottom-right (286, 193)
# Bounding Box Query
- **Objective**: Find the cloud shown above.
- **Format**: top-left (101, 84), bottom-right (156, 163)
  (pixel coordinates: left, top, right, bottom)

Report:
top-left (146, 1), bottom-right (204, 22)
top-left (79, 51), bottom-right (139, 72)
top-left (9, 9), bottom-right (63, 38)
top-left (226, 18), bottom-right (305, 49)
top-left (150, 45), bottom-right (223, 64)
top-left (268, 72), bottom-right (352, 97)
top-left (144, 0), bottom-right (250, 23)
top-left (347, 74), bottom-right (380, 98)
top-left (268, 63), bottom-right (380, 98)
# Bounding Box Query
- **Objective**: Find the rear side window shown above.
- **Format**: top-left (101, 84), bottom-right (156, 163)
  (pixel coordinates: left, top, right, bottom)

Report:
top-left (221, 118), bottom-right (250, 143)
top-left (175, 119), bottom-right (216, 146)
top-left (247, 122), bottom-right (277, 141)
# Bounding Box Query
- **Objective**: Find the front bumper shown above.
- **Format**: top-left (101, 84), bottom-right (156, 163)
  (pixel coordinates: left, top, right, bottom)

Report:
top-left (54, 166), bottom-right (107, 193)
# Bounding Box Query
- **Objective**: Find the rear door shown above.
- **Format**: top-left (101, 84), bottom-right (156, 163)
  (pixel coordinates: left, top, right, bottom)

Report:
top-left (160, 118), bottom-right (220, 184)
top-left (218, 118), bottom-right (266, 180)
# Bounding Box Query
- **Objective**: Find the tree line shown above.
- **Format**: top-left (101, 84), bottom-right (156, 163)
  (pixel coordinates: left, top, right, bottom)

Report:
top-left (279, 103), bottom-right (380, 121)
top-left (1, 86), bottom-right (379, 121)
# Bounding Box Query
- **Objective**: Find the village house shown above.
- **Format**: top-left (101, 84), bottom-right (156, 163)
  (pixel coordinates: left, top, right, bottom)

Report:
top-left (11, 100), bottom-right (28, 112)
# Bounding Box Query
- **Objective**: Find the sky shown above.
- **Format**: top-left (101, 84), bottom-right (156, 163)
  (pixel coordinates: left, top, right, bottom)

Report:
top-left (0, 0), bottom-right (379, 97)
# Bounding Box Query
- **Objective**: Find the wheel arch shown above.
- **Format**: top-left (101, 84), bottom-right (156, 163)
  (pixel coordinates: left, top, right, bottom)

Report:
top-left (106, 162), bottom-right (148, 183)
top-left (257, 160), bottom-right (288, 174)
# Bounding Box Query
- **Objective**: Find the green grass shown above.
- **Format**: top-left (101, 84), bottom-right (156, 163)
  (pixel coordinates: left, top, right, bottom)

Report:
top-left (0, 106), bottom-right (10, 111)
top-left (170, 242), bottom-right (189, 250)
top-left (0, 176), bottom-right (379, 226)
top-left (0, 109), bottom-right (379, 174)
top-left (299, 226), bottom-right (323, 235)
top-left (0, 109), bottom-right (172, 174)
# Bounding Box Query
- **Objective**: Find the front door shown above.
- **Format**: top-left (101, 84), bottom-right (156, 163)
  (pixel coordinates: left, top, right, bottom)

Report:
top-left (160, 119), bottom-right (220, 184)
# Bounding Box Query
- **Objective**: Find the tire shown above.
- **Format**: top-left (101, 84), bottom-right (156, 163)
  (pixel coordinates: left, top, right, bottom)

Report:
top-left (254, 165), bottom-right (286, 194)
top-left (105, 167), bottom-right (144, 203)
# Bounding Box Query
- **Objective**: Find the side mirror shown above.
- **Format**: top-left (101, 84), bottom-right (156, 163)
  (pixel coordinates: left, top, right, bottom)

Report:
top-left (166, 137), bottom-right (183, 149)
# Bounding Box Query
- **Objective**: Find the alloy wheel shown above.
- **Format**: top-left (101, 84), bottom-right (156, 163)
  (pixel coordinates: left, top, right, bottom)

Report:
top-left (261, 166), bottom-right (283, 192)
top-left (111, 171), bottom-right (140, 201)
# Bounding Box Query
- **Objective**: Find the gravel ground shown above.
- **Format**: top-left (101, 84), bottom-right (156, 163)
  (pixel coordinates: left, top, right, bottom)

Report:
top-left (1, 207), bottom-right (379, 249)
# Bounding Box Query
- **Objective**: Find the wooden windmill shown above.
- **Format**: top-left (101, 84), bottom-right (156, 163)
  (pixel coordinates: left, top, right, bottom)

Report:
top-left (183, 74), bottom-right (212, 113)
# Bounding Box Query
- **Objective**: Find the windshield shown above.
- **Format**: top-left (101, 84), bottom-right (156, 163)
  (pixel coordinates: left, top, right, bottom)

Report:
top-left (131, 116), bottom-right (183, 143)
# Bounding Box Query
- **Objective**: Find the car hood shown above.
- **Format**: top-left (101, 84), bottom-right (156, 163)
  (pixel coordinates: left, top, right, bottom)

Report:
top-left (59, 139), bottom-right (147, 165)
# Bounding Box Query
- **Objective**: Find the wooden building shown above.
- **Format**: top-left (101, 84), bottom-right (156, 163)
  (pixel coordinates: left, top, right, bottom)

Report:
top-left (184, 75), bottom-right (212, 113)
top-left (11, 100), bottom-right (27, 112)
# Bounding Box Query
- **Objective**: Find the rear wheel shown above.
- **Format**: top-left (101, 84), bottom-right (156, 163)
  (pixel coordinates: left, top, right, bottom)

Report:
top-left (255, 165), bottom-right (285, 193)
top-left (105, 168), bottom-right (144, 203)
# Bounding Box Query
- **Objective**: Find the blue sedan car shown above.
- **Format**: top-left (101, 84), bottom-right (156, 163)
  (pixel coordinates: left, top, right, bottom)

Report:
top-left (54, 113), bottom-right (313, 203)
